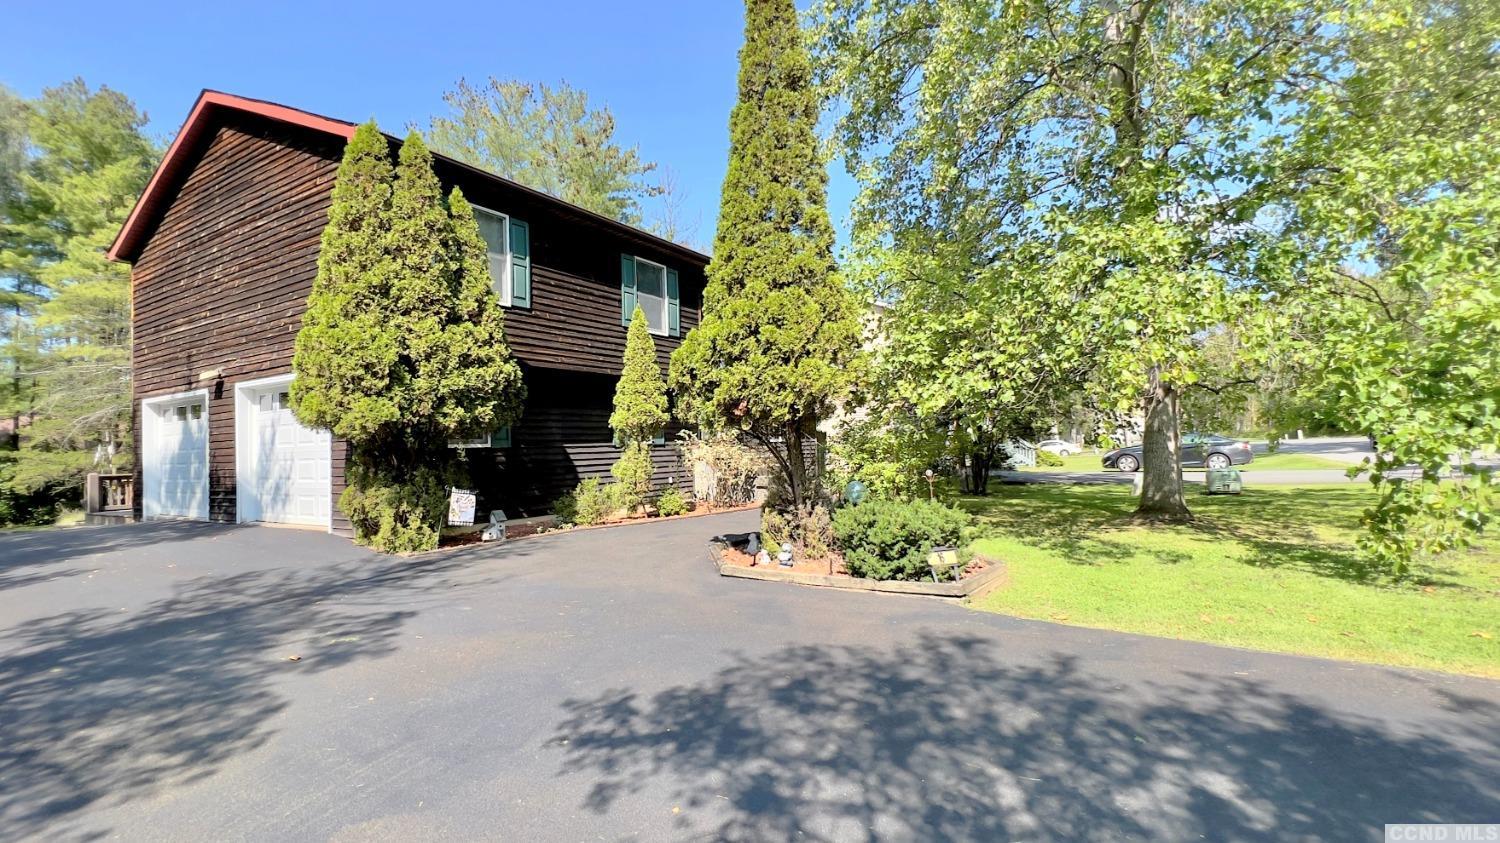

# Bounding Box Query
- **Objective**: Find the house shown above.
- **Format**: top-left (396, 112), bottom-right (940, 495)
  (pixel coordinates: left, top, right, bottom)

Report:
top-left (109, 91), bottom-right (708, 535)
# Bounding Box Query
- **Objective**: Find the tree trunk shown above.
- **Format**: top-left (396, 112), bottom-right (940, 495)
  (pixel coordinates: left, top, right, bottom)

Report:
top-left (783, 422), bottom-right (807, 510)
top-left (967, 447), bottom-right (993, 496)
top-left (1134, 368), bottom-right (1191, 522)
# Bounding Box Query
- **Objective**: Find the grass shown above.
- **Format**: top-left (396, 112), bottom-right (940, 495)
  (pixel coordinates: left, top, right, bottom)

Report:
top-left (960, 484), bottom-right (1499, 677)
top-left (1023, 450), bottom-right (1348, 472)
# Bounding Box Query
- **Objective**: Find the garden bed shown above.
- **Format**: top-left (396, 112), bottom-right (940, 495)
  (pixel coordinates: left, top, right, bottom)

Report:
top-left (708, 536), bottom-right (1006, 599)
top-left (438, 501), bottom-right (761, 548)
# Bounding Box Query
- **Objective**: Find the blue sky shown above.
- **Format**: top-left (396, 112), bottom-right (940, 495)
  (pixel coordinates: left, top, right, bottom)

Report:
top-left (2, 0), bottom-right (854, 252)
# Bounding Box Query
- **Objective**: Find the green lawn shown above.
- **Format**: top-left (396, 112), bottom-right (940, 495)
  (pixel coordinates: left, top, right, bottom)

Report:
top-left (1022, 450), bottom-right (1348, 472)
top-left (960, 484), bottom-right (1499, 677)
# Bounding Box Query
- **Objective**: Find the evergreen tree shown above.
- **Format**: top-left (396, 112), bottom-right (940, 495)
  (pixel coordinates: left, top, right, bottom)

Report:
top-left (0, 80), bottom-right (155, 515)
top-left (425, 78), bottom-right (663, 227)
top-left (610, 305), bottom-right (668, 512)
top-left (610, 306), bottom-right (668, 443)
top-left (669, 0), bottom-right (861, 511)
top-left (291, 122), bottom-right (402, 437)
top-left (293, 126), bottom-right (525, 552)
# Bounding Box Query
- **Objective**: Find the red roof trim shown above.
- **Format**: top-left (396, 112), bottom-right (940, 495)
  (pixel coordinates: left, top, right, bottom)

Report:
top-left (106, 90), bottom-right (357, 262)
top-left (107, 90), bottom-right (710, 265)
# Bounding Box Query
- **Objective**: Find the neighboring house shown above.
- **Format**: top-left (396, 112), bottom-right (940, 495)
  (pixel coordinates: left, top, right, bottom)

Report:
top-left (109, 91), bottom-right (707, 535)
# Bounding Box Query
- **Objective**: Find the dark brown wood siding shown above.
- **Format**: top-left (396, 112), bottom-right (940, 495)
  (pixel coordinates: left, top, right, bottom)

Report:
top-left (459, 367), bottom-right (692, 518)
top-left (127, 110), bottom-right (708, 533)
top-left (429, 156), bottom-right (704, 373)
top-left (130, 115), bottom-right (342, 526)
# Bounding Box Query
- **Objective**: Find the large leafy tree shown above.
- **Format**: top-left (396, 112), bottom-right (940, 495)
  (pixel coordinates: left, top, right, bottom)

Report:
top-left (0, 80), bottom-right (155, 510)
top-left (670, 0), bottom-right (862, 511)
top-left (815, 0), bottom-right (1334, 521)
top-left (292, 124), bottom-right (525, 552)
top-left (424, 78), bottom-right (663, 227)
top-left (1268, 0), bottom-right (1500, 573)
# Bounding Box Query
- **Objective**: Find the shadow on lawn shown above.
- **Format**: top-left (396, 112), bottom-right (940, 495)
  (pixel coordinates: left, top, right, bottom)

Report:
top-left (0, 534), bottom-right (536, 840)
top-left (960, 485), bottom-right (1467, 588)
top-left (550, 634), bottom-right (1500, 841)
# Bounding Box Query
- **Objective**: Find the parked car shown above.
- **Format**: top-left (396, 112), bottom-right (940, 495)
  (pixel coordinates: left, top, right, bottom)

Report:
top-left (1101, 432), bottom-right (1254, 472)
top-left (1036, 438), bottom-right (1083, 457)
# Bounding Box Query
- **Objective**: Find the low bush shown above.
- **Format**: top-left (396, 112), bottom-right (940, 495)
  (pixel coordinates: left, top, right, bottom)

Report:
top-left (832, 498), bottom-right (973, 581)
top-left (550, 489), bottom-right (579, 526)
top-left (678, 430), bottom-right (770, 505)
top-left (1036, 450), bottom-right (1064, 467)
top-left (340, 461), bottom-right (451, 553)
top-left (572, 478), bottom-right (616, 526)
top-left (610, 442), bottom-right (653, 515)
top-left (655, 486), bottom-right (688, 517)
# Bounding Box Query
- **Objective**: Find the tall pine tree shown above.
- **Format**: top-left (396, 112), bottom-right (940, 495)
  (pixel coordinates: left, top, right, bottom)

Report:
top-left (292, 126), bottom-right (525, 552)
top-left (0, 80), bottom-right (155, 517)
top-left (669, 0), bottom-right (861, 511)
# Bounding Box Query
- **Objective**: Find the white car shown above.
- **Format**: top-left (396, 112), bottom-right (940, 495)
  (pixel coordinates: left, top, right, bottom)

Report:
top-left (1036, 438), bottom-right (1082, 457)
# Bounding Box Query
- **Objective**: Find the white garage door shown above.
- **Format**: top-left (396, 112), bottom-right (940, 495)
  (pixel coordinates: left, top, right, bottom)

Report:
top-left (144, 395), bottom-right (209, 519)
top-left (246, 386), bottom-right (330, 527)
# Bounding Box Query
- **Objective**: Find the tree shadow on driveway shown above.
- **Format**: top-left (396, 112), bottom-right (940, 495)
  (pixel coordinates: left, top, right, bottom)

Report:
top-left (0, 535), bottom-right (533, 840)
top-left (550, 634), bottom-right (1500, 842)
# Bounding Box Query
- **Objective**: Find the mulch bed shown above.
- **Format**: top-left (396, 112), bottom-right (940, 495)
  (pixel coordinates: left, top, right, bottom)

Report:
top-left (718, 544), bottom-right (992, 582)
top-left (436, 501), bottom-right (759, 549)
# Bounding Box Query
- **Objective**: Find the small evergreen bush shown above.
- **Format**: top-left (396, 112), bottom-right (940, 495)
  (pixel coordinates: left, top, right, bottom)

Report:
top-left (832, 499), bottom-right (972, 581)
top-left (655, 486), bottom-right (688, 517)
top-left (1036, 450), bottom-right (1064, 467)
top-left (572, 478), bottom-right (615, 526)
top-left (610, 442), bottom-right (653, 515)
top-left (550, 489), bottom-right (579, 526)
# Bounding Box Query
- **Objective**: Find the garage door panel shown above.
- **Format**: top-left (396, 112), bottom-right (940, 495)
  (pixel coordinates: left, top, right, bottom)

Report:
top-left (242, 383), bottom-right (330, 527)
top-left (144, 395), bottom-right (209, 520)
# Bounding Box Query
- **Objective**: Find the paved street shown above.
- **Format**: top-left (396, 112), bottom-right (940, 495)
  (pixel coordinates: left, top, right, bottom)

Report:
top-left (1001, 435), bottom-right (1498, 486)
top-left (0, 513), bottom-right (1496, 841)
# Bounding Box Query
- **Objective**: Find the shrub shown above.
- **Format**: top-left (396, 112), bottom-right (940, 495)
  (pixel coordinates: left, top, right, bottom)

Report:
top-left (550, 489), bottom-right (579, 526)
top-left (827, 414), bottom-right (944, 501)
top-left (760, 502), bottom-right (835, 561)
top-left (340, 462), bottom-right (452, 554)
top-left (572, 478), bottom-right (615, 526)
top-left (832, 499), bottom-right (972, 581)
top-left (678, 430), bottom-right (770, 505)
top-left (796, 503), bottom-right (834, 559)
top-left (1036, 449), bottom-right (1064, 467)
top-left (655, 486), bottom-right (688, 517)
top-left (760, 507), bottom-right (790, 549)
top-left (610, 442), bottom-right (653, 515)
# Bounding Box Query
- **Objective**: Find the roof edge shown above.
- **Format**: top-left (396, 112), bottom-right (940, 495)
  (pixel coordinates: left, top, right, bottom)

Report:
top-left (107, 90), bottom-right (710, 265)
top-left (107, 90), bottom-right (357, 262)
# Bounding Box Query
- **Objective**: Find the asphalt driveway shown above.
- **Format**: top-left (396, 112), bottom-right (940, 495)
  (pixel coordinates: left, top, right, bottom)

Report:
top-left (0, 513), bottom-right (1496, 842)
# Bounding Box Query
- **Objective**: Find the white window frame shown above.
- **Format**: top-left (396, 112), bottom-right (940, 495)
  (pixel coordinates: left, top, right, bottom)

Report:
top-left (447, 426), bottom-right (511, 449)
top-left (631, 255), bottom-right (670, 337)
top-left (473, 204), bottom-right (512, 306)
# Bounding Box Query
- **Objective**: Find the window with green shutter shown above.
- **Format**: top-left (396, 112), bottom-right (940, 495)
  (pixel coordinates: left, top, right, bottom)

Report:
top-left (509, 219), bottom-right (530, 308)
top-left (473, 205), bottom-right (529, 308)
top-left (621, 254), bottom-right (681, 337)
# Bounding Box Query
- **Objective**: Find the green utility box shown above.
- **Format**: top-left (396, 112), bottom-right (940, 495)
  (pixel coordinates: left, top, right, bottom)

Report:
top-left (1205, 468), bottom-right (1243, 495)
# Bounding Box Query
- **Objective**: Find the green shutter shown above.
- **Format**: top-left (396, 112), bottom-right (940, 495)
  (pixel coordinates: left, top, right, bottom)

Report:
top-left (665, 267), bottom-right (680, 336)
top-left (509, 219), bottom-right (531, 308)
top-left (620, 255), bottom-right (637, 326)
top-left (490, 426), bottom-right (511, 448)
